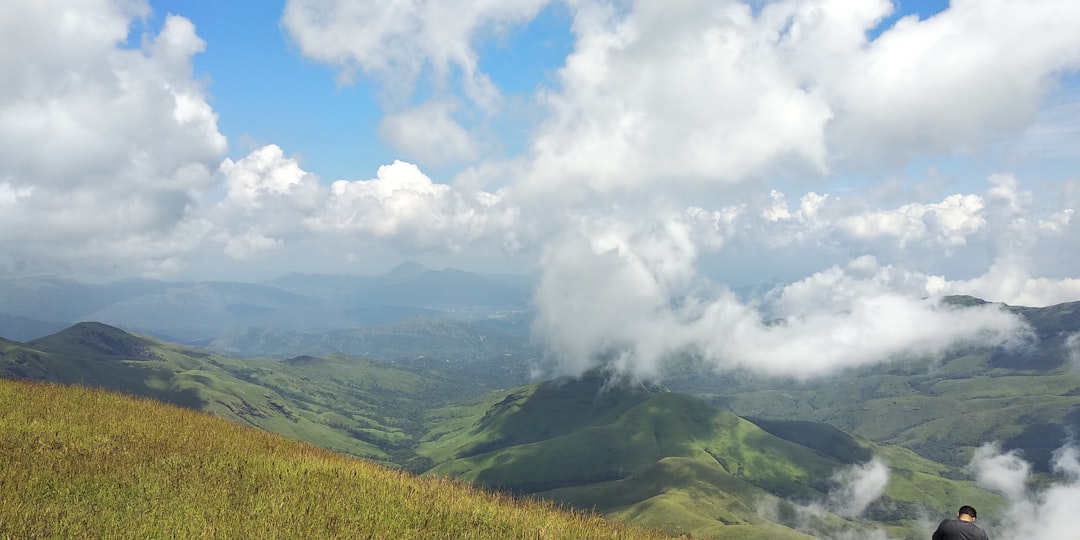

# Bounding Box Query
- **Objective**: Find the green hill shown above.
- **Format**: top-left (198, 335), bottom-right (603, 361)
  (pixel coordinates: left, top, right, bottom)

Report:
top-left (0, 378), bottom-right (665, 539)
top-left (418, 373), bottom-right (1000, 539)
top-left (0, 322), bottom-right (483, 467)
top-left (670, 300), bottom-right (1080, 472)
top-left (3, 313), bottom-right (1057, 538)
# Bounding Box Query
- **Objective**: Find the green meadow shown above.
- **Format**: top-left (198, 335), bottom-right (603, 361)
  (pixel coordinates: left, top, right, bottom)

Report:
top-left (0, 378), bottom-right (666, 539)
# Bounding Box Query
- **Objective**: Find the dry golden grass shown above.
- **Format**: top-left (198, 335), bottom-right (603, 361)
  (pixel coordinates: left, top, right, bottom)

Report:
top-left (0, 378), bottom-right (668, 539)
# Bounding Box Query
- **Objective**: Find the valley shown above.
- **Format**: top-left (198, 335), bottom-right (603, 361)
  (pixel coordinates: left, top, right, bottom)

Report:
top-left (2, 271), bottom-right (1079, 538)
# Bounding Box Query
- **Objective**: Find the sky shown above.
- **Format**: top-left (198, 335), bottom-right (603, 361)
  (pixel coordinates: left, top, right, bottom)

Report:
top-left (3, 0), bottom-right (1080, 381)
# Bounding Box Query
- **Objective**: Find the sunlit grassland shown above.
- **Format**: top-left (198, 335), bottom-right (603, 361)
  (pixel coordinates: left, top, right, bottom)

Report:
top-left (419, 384), bottom-right (851, 538)
top-left (1, 322), bottom-right (483, 468)
top-left (0, 378), bottom-right (666, 539)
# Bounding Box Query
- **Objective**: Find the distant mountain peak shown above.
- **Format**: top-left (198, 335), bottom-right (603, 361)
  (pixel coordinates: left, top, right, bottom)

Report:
top-left (385, 260), bottom-right (430, 280)
top-left (941, 295), bottom-right (991, 307)
top-left (542, 367), bottom-right (667, 396)
top-left (29, 322), bottom-right (163, 361)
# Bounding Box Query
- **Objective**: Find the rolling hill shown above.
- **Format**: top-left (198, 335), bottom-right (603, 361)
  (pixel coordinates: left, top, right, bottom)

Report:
top-left (417, 372), bottom-right (1001, 539)
top-left (0, 322), bottom-right (499, 468)
top-left (4, 296), bottom-right (1077, 537)
top-left (0, 321), bottom-right (1004, 538)
top-left (0, 378), bottom-right (665, 539)
top-left (665, 299), bottom-right (1080, 472)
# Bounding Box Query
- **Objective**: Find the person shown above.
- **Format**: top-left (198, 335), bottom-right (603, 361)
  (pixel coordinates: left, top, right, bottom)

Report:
top-left (932, 505), bottom-right (988, 540)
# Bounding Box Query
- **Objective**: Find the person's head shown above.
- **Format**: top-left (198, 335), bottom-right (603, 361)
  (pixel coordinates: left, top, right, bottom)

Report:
top-left (958, 505), bottom-right (977, 522)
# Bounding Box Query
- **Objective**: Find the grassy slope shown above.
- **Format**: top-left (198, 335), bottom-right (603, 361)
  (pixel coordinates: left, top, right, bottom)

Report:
top-left (0, 322), bottom-right (461, 466)
top-left (2, 316), bottom-right (1039, 538)
top-left (0, 378), bottom-right (666, 540)
top-left (688, 352), bottom-right (1080, 470)
top-left (418, 375), bottom-right (999, 539)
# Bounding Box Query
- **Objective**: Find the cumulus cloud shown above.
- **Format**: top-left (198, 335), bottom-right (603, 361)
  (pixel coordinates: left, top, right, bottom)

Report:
top-left (0, 0), bottom-right (226, 276)
top-left (530, 210), bottom-right (1032, 380)
top-left (378, 101), bottom-right (479, 166)
top-left (829, 0), bottom-right (1080, 163)
top-left (220, 145), bottom-right (320, 209)
top-left (970, 443), bottom-right (1080, 540)
top-left (4, 0), bottom-right (1080, 306)
top-left (308, 160), bottom-right (520, 252)
top-left (692, 175), bottom-right (1079, 305)
top-left (527, 173), bottom-right (1080, 379)
top-left (514, 0), bottom-right (1080, 200)
top-left (523, 160), bottom-right (1080, 379)
top-left (837, 194), bottom-right (987, 250)
top-left (201, 144), bottom-right (524, 265)
top-left (521, 0), bottom-right (834, 199)
top-left (281, 0), bottom-right (550, 163)
top-left (282, 0), bottom-right (548, 101)
top-left (934, 175), bottom-right (1080, 305)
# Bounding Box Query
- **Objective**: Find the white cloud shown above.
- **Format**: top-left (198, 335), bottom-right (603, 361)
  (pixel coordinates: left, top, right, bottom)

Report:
top-left (829, 0), bottom-right (1080, 163)
top-left (522, 0), bottom-right (835, 200)
top-left (220, 144), bottom-right (320, 209)
top-left (0, 0), bottom-right (226, 275)
top-left (837, 194), bottom-right (986, 250)
top-left (282, 0), bottom-right (549, 100)
top-left (1066, 333), bottom-right (1080, 369)
top-left (220, 229), bottom-right (283, 261)
top-left (378, 101), bottom-right (479, 166)
top-left (514, 0), bottom-right (1080, 201)
top-left (943, 261), bottom-right (1080, 307)
top-left (305, 159), bottom-right (521, 253)
top-left (971, 443), bottom-right (1031, 501)
top-left (0, 182), bottom-right (32, 208)
top-left (1039, 209), bottom-right (1073, 234)
top-left (207, 145), bottom-right (526, 265)
top-left (970, 443), bottom-right (1080, 540)
top-left (530, 211), bottom-right (1031, 380)
top-left (281, 0), bottom-right (550, 163)
top-left (3, 0), bottom-right (1080, 303)
top-left (827, 458), bottom-right (890, 518)
top-left (757, 456), bottom-right (895, 539)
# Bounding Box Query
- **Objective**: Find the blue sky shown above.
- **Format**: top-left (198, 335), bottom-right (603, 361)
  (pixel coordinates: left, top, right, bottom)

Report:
top-left (2, 0), bottom-right (1079, 310)
top-left (142, 0), bottom-right (580, 182)
top-left (143, 0), bottom-right (953, 184)
top-left (141, 0), bottom-right (393, 182)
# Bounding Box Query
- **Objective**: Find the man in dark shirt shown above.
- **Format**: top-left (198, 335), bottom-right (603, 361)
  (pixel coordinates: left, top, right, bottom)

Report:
top-left (932, 505), bottom-right (989, 540)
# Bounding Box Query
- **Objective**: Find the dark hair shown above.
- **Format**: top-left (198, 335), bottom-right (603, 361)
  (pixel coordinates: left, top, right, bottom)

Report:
top-left (958, 505), bottom-right (977, 519)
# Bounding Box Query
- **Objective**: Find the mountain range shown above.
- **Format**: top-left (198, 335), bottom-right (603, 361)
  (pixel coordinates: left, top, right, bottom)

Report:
top-left (1, 307), bottom-right (1070, 537)
top-left (2, 274), bottom-right (1079, 538)
top-left (0, 262), bottom-right (533, 347)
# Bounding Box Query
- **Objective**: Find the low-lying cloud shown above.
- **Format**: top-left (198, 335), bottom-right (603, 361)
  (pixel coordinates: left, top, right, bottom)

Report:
top-left (758, 457), bottom-right (895, 539)
top-left (530, 211), bottom-right (1032, 380)
top-left (970, 443), bottom-right (1080, 539)
top-left (828, 458), bottom-right (891, 518)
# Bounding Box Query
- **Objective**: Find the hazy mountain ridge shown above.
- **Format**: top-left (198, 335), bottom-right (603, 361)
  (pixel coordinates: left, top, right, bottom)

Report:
top-left (0, 263), bottom-right (534, 344)
top-left (208, 316), bottom-right (532, 360)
